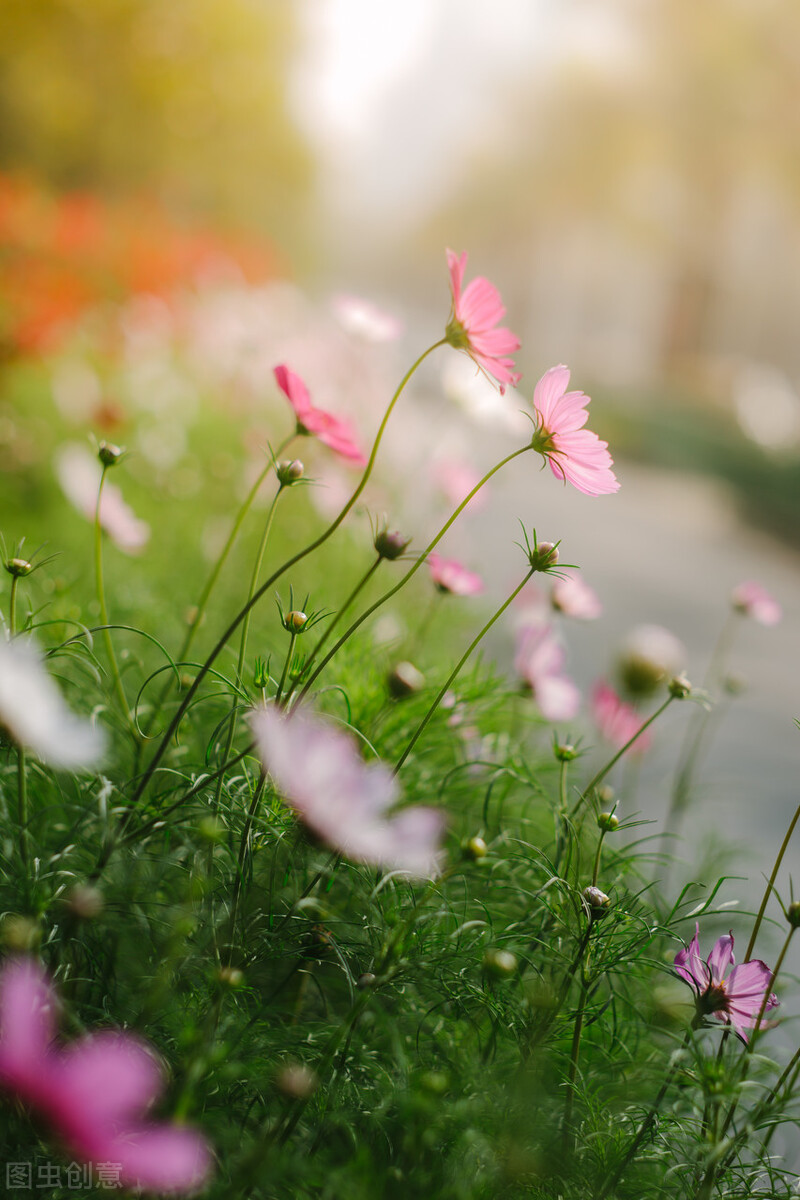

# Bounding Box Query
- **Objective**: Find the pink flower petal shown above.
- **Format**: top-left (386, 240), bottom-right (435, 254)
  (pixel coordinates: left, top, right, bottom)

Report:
top-left (427, 553), bottom-right (484, 596)
top-left (250, 705), bottom-right (445, 878)
top-left (103, 1125), bottom-right (213, 1194)
top-left (274, 364), bottom-right (367, 465)
top-left (706, 933), bottom-right (735, 983)
top-left (0, 959), bottom-right (57, 1093)
top-left (445, 249), bottom-right (521, 391)
top-left (531, 366), bottom-right (620, 497)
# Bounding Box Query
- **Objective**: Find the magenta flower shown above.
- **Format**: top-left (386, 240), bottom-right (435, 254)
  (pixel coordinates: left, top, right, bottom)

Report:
top-left (274, 364), bottom-right (367, 465)
top-left (444, 249), bottom-right (521, 393)
top-left (731, 581), bottom-right (782, 627)
top-left (591, 681), bottom-right (651, 756)
top-left (550, 574), bottom-right (602, 620)
top-left (514, 620), bottom-right (581, 722)
top-left (0, 958), bottom-right (212, 1194)
top-left (530, 365), bottom-right (620, 496)
top-left (250, 704), bottom-right (445, 878)
top-left (427, 552), bottom-right (485, 597)
top-left (674, 924), bottom-right (778, 1041)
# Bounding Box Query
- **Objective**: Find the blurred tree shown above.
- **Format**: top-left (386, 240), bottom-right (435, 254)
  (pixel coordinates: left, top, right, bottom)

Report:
top-left (0, 0), bottom-right (313, 257)
top-left (417, 0), bottom-right (800, 379)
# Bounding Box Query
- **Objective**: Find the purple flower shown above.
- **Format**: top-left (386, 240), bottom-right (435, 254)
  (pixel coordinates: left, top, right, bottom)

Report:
top-left (674, 923), bottom-right (778, 1041)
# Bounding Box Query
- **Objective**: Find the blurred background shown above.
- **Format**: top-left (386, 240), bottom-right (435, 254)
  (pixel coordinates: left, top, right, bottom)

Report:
top-left (0, 0), bottom-right (799, 876)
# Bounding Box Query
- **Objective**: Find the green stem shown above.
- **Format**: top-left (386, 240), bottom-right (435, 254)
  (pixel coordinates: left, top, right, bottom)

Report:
top-left (591, 829), bottom-right (607, 888)
top-left (8, 574), bottom-right (19, 637)
top-left (563, 947), bottom-right (591, 1146)
top-left (94, 465), bottom-right (134, 730)
top-left (275, 631), bottom-right (297, 706)
top-left (744, 801), bottom-right (800, 962)
top-left (287, 555), bottom-right (382, 702)
top-left (572, 696), bottom-right (674, 820)
top-left (227, 770), bottom-right (268, 959)
top-left (129, 340), bottom-right (445, 808)
top-left (296, 444), bottom-right (533, 706)
top-left (393, 566), bottom-right (536, 774)
top-left (17, 744), bottom-right (28, 887)
top-left (210, 483), bottom-right (285, 817)
top-left (598, 1026), bottom-right (695, 1199)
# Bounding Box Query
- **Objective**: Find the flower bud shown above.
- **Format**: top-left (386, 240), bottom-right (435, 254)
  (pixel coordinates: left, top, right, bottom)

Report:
top-left (582, 886), bottom-right (611, 918)
top-left (617, 625), bottom-right (685, 697)
top-left (528, 541), bottom-right (559, 572)
top-left (788, 902), bottom-right (800, 929)
top-left (597, 812), bottom-right (619, 833)
top-left (374, 528), bottom-right (411, 561)
top-left (198, 815), bottom-right (226, 843)
top-left (283, 610), bottom-right (308, 633)
top-left (276, 1062), bottom-right (318, 1100)
top-left (63, 884), bottom-right (104, 921)
top-left (388, 661), bottom-right (425, 699)
top-left (668, 674), bottom-right (692, 699)
top-left (597, 785), bottom-right (615, 805)
top-left (97, 441), bottom-right (122, 467)
top-left (5, 557), bottom-right (32, 578)
top-left (217, 966), bottom-right (245, 990)
top-left (462, 835), bottom-right (488, 861)
top-left (276, 459), bottom-right (304, 486)
top-left (418, 1070), bottom-right (449, 1095)
top-left (357, 972), bottom-right (377, 989)
top-left (723, 673), bottom-right (746, 697)
top-left (483, 948), bottom-right (518, 978)
top-left (554, 742), bottom-right (577, 763)
top-left (1, 915), bottom-right (41, 952)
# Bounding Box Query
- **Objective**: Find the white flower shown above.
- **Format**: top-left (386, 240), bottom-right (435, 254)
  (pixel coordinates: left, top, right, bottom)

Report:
top-left (0, 639), bottom-right (105, 769)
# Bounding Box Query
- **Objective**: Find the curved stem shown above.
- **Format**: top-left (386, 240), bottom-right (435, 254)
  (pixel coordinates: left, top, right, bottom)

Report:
top-left (393, 566), bottom-right (535, 774)
top-left (571, 696), bottom-right (675, 820)
top-left (94, 466), bottom-right (134, 731)
top-left (129, 340), bottom-right (445, 808)
top-left (227, 770), bottom-right (268, 959)
top-left (296, 444), bottom-right (533, 706)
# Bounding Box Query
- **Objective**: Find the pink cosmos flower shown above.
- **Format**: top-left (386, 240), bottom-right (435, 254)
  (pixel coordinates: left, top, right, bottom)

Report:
top-left (445, 250), bottom-right (521, 393)
top-left (731, 581), bottom-right (782, 627)
top-left (674, 924), bottom-right (778, 1042)
top-left (591, 681), bottom-right (651, 756)
top-left (274, 364), bottom-right (367, 465)
top-left (550, 574), bottom-right (602, 620)
top-left (55, 443), bottom-right (150, 554)
top-left (250, 704), bottom-right (445, 878)
top-left (530, 365), bottom-right (619, 496)
top-left (0, 958), bottom-right (212, 1194)
top-left (427, 553), bottom-right (485, 597)
top-left (514, 621), bottom-right (581, 722)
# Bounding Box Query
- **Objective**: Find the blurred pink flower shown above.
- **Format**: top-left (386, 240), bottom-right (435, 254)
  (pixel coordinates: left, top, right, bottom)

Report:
top-left (551, 575), bottom-right (602, 620)
top-left (250, 704), bottom-right (445, 878)
top-left (674, 924), bottom-right (778, 1042)
top-left (530, 365), bottom-right (619, 496)
top-left (427, 553), bottom-right (484, 597)
top-left (0, 958), bottom-right (212, 1194)
top-left (54, 444), bottom-right (149, 554)
top-left (331, 293), bottom-right (403, 343)
top-left (591, 681), bottom-right (651, 756)
top-left (432, 458), bottom-right (489, 512)
top-left (0, 639), bottom-right (105, 770)
top-left (445, 250), bottom-right (521, 393)
top-left (514, 621), bottom-right (581, 722)
top-left (731, 581), bottom-right (782, 627)
top-left (274, 364), bottom-right (367, 465)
